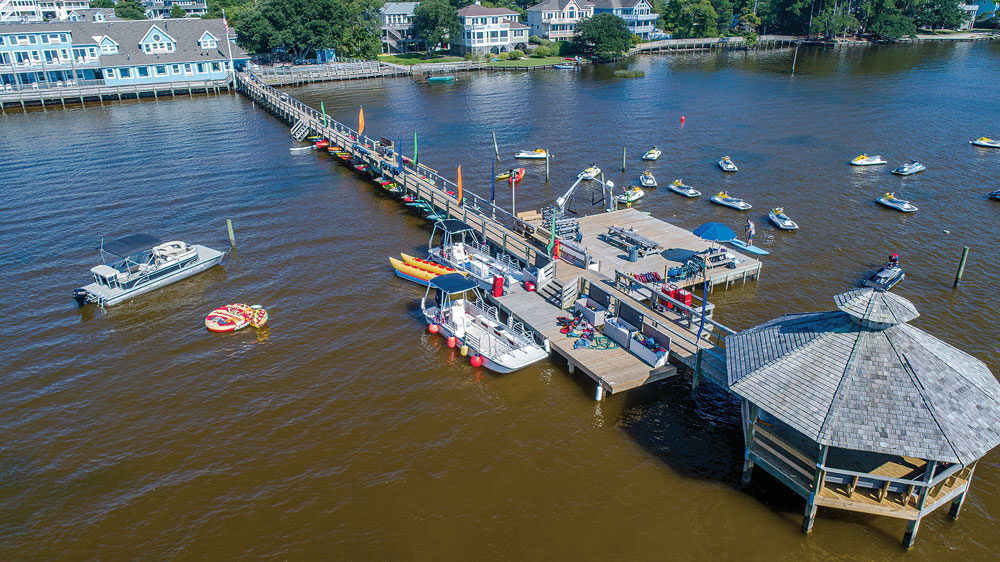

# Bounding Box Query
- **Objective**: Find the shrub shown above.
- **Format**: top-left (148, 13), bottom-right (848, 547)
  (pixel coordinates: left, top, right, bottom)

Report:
top-left (463, 52), bottom-right (475, 60)
top-left (533, 45), bottom-right (551, 57)
top-left (509, 49), bottom-right (524, 59)
top-left (495, 52), bottom-right (509, 60)
top-left (529, 35), bottom-right (542, 44)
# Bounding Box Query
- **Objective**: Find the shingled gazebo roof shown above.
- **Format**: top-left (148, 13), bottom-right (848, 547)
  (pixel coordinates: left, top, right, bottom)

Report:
top-left (726, 289), bottom-right (1000, 465)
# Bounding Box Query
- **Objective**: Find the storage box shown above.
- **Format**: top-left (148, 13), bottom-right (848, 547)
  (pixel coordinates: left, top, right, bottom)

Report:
top-left (627, 324), bottom-right (671, 367)
top-left (574, 296), bottom-right (608, 327)
top-left (603, 316), bottom-right (637, 348)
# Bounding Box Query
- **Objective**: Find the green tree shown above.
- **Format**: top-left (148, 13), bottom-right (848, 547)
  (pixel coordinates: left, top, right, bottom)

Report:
top-left (662, 0), bottom-right (719, 38)
top-left (236, 0), bottom-right (382, 59)
top-left (413, 0), bottom-right (461, 51)
top-left (169, 4), bottom-right (187, 18)
top-left (202, 0), bottom-right (254, 25)
top-left (810, 6), bottom-right (860, 37)
top-left (857, 0), bottom-right (916, 39)
top-left (711, 0), bottom-right (735, 34)
top-left (910, 0), bottom-right (967, 30)
top-left (115, 0), bottom-right (148, 19)
top-left (736, 8), bottom-right (761, 44)
top-left (532, 45), bottom-right (551, 56)
top-left (758, 0), bottom-right (812, 35)
top-left (572, 13), bottom-right (633, 60)
top-left (90, 0), bottom-right (114, 7)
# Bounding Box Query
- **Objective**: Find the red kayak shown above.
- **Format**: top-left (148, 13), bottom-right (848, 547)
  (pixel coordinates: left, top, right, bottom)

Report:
top-left (495, 167), bottom-right (526, 183)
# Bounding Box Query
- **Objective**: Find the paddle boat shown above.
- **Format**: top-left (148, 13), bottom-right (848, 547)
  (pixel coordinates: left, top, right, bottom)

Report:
top-left (552, 63), bottom-right (576, 69)
top-left (862, 255), bottom-right (904, 291)
top-left (205, 304), bottom-right (268, 333)
top-left (73, 234), bottom-right (225, 307)
top-left (616, 186), bottom-right (645, 204)
top-left (639, 170), bottom-right (657, 187)
top-left (667, 179), bottom-right (700, 198)
top-left (710, 191), bottom-right (752, 210)
top-left (495, 168), bottom-right (526, 182)
top-left (990, 189), bottom-right (1000, 201)
top-left (389, 253), bottom-right (463, 286)
top-left (891, 160), bottom-right (925, 176)
top-left (642, 146), bottom-right (662, 161)
top-left (768, 207), bottom-right (798, 230)
top-left (718, 156), bottom-right (738, 172)
top-left (514, 149), bottom-right (548, 159)
top-left (579, 164), bottom-right (601, 180)
top-left (877, 192), bottom-right (918, 212)
top-left (427, 75), bottom-right (455, 83)
top-left (851, 153), bottom-right (887, 166)
top-left (426, 219), bottom-right (523, 290)
top-left (422, 274), bottom-right (549, 374)
top-left (970, 137), bottom-right (1000, 148)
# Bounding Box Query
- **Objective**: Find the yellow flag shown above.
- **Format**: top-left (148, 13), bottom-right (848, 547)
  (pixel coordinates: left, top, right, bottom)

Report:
top-left (456, 165), bottom-right (463, 204)
top-left (358, 106), bottom-right (365, 136)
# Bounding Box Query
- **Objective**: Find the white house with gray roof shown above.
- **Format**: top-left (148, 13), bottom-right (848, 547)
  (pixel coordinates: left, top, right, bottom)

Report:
top-left (591, 0), bottom-right (657, 39)
top-left (527, 0), bottom-right (593, 41)
top-left (453, 1), bottom-right (530, 55)
top-left (0, 18), bottom-right (247, 90)
top-left (380, 2), bottom-right (423, 54)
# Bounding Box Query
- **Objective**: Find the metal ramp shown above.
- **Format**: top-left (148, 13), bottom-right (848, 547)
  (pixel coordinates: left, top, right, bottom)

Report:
top-left (290, 118), bottom-right (310, 140)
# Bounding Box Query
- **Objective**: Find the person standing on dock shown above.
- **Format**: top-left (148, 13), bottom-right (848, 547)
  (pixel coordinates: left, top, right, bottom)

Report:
top-left (745, 219), bottom-right (755, 246)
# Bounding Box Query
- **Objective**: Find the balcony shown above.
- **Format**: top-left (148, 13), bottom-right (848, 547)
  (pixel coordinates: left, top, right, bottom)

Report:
top-left (0, 59), bottom-right (100, 72)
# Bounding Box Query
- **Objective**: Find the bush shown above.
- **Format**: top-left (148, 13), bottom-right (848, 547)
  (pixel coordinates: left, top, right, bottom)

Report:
top-left (533, 45), bottom-right (551, 57)
top-left (529, 35), bottom-right (542, 44)
top-left (463, 52), bottom-right (475, 60)
top-left (495, 52), bottom-right (509, 60)
top-left (509, 49), bottom-right (524, 59)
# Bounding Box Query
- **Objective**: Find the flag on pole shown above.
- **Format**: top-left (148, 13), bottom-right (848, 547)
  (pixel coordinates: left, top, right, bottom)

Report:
top-left (320, 100), bottom-right (327, 128)
top-left (413, 131), bottom-right (418, 166)
top-left (358, 106), bottom-right (365, 136)
top-left (456, 166), bottom-right (463, 204)
top-left (489, 160), bottom-right (496, 204)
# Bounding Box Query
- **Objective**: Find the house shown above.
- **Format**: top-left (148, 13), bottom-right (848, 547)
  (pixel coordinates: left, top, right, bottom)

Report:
top-left (37, 0), bottom-right (91, 21)
top-left (0, 18), bottom-right (247, 89)
top-left (453, 1), bottom-right (530, 55)
top-left (66, 7), bottom-right (116, 22)
top-left (590, 0), bottom-right (657, 40)
top-left (380, 2), bottom-right (423, 54)
top-left (968, 0), bottom-right (998, 19)
top-left (958, 3), bottom-right (979, 29)
top-left (143, 0), bottom-right (208, 19)
top-left (527, 0), bottom-right (593, 41)
top-left (1, 0), bottom-right (45, 23)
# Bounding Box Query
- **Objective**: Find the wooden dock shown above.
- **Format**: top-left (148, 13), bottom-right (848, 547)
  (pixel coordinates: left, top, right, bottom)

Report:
top-left (236, 70), bottom-right (747, 399)
top-left (0, 78), bottom-right (232, 113)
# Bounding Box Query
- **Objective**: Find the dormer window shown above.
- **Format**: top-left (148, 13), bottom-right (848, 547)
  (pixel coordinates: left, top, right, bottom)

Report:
top-left (198, 31), bottom-right (218, 49)
top-left (140, 26), bottom-right (176, 54)
top-left (99, 36), bottom-right (119, 54)
top-left (95, 13), bottom-right (104, 21)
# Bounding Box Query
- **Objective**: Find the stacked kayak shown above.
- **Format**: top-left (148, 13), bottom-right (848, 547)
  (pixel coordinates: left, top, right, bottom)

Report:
top-left (205, 304), bottom-right (269, 333)
top-left (496, 168), bottom-right (526, 182)
top-left (390, 253), bottom-right (464, 285)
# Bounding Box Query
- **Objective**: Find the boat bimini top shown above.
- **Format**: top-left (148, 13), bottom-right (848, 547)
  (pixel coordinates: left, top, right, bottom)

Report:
top-left (101, 233), bottom-right (161, 258)
top-left (428, 272), bottom-right (479, 295)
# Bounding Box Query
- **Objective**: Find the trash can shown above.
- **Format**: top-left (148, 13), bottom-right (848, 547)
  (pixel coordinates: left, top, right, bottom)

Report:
top-left (628, 247), bottom-right (639, 262)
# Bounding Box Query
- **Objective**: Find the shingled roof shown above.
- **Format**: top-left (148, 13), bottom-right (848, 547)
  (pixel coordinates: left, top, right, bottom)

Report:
top-left (726, 289), bottom-right (1000, 465)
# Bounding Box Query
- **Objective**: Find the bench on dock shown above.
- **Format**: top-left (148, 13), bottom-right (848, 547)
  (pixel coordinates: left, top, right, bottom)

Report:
top-left (600, 225), bottom-right (663, 258)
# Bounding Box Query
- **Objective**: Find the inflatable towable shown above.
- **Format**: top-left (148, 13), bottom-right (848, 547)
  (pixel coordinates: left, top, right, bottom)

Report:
top-left (205, 303), bottom-right (269, 333)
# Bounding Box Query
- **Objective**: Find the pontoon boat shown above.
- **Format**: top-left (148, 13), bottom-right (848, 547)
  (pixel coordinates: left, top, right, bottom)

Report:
top-left (73, 234), bottom-right (225, 307)
top-left (877, 192), bottom-right (918, 212)
top-left (667, 179), bottom-right (700, 197)
top-left (710, 191), bottom-right (751, 210)
top-left (768, 207), bottom-right (798, 230)
top-left (639, 171), bottom-right (657, 187)
top-left (891, 160), bottom-right (925, 176)
top-left (718, 156), bottom-right (738, 172)
top-left (427, 219), bottom-right (523, 289)
top-left (421, 274), bottom-right (549, 373)
top-left (851, 153), bottom-right (887, 166)
top-left (642, 146), bottom-right (662, 161)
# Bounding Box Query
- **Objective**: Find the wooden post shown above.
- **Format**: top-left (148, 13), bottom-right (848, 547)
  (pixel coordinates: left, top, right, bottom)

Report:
top-left (903, 460), bottom-right (938, 548)
top-left (949, 462), bottom-right (976, 519)
top-left (545, 150), bottom-right (550, 183)
top-left (791, 42), bottom-right (800, 76)
top-left (740, 401), bottom-right (757, 485)
top-left (953, 246), bottom-right (969, 287)
top-left (621, 145), bottom-right (626, 172)
top-left (802, 445), bottom-right (829, 533)
top-left (226, 219), bottom-right (236, 247)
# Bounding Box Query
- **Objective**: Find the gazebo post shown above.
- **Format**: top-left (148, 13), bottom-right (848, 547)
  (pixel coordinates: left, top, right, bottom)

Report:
top-left (802, 445), bottom-right (829, 533)
top-left (949, 462), bottom-right (977, 519)
top-left (903, 459), bottom-right (937, 548)
top-left (740, 400), bottom-right (759, 485)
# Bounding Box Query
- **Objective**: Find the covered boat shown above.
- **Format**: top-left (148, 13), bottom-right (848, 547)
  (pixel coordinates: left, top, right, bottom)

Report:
top-left (427, 75), bottom-right (455, 82)
top-left (73, 234), bottom-right (225, 307)
top-left (863, 264), bottom-right (904, 290)
top-left (639, 170), bottom-right (657, 187)
top-left (990, 189), bottom-right (1000, 201)
top-left (427, 219), bottom-right (523, 289)
top-left (768, 207), bottom-right (798, 230)
top-left (667, 179), bottom-right (700, 197)
top-left (891, 160), bottom-right (926, 176)
top-left (970, 137), bottom-right (1000, 148)
top-left (710, 191), bottom-right (752, 210)
top-left (205, 303), bottom-right (268, 333)
top-left (616, 186), bottom-right (645, 204)
top-left (495, 167), bottom-right (526, 182)
top-left (877, 192), bottom-right (918, 212)
top-left (514, 149), bottom-right (548, 159)
top-left (718, 156), bottom-right (738, 172)
top-left (579, 164), bottom-right (601, 180)
top-left (642, 146), bottom-right (662, 161)
top-left (851, 153), bottom-right (887, 166)
top-left (422, 274), bottom-right (549, 374)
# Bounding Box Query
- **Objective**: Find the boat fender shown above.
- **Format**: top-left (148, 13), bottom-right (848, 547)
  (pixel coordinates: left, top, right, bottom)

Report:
top-left (447, 336), bottom-right (457, 348)
top-left (470, 355), bottom-right (484, 368)
top-left (460, 345), bottom-right (469, 356)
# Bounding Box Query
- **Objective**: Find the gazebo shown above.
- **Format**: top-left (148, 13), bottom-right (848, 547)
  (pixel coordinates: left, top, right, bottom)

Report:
top-left (726, 288), bottom-right (1000, 547)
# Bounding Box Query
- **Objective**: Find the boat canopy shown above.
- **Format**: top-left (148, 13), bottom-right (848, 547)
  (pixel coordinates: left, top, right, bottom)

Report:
top-left (101, 234), bottom-right (161, 257)
top-left (429, 273), bottom-right (478, 294)
top-left (434, 219), bottom-right (475, 234)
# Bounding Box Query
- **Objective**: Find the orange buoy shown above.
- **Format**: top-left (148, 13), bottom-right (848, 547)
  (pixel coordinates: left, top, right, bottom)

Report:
top-left (680, 115), bottom-right (686, 124)
top-left (428, 323), bottom-right (440, 334)
top-left (447, 336), bottom-right (457, 348)
top-left (469, 355), bottom-right (484, 367)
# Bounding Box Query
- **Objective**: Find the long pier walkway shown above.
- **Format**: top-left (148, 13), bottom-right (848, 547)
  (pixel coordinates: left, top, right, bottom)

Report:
top-left (236, 70), bottom-right (744, 398)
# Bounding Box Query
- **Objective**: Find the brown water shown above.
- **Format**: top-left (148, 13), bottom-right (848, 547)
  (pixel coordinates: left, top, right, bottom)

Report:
top-left (1, 42), bottom-right (998, 559)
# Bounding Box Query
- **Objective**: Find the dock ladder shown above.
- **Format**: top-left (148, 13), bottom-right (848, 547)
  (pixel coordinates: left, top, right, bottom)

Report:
top-left (290, 118), bottom-right (310, 141)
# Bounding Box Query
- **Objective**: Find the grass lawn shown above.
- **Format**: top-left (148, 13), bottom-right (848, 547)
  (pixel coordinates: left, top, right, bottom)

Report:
top-left (487, 56), bottom-right (570, 68)
top-left (378, 53), bottom-right (465, 65)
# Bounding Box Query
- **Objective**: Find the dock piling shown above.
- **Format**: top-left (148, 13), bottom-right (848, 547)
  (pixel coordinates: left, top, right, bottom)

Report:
top-left (226, 219), bottom-right (236, 247)
top-left (545, 150), bottom-right (550, 183)
top-left (953, 246), bottom-right (969, 287)
top-left (621, 146), bottom-right (626, 172)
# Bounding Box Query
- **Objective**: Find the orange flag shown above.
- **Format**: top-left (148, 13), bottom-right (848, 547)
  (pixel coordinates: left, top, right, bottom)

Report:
top-left (358, 106), bottom-right (365, 136)
top-left (456, 165), bottom-right (463, 204)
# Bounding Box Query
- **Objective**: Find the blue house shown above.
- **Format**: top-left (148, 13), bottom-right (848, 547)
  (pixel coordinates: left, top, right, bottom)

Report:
top-left (0, 18), bottom-right (247, 90)
top-left (590, 0), bottom-right (658, 40)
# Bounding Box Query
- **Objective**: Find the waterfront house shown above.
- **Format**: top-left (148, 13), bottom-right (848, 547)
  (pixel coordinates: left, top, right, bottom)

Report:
top-left (143, 0), bottom-right (208, 20)
top-left (1, 0), bottom-right (45, 23)
top-left (958, 3), bottom-right (979, 29)
top-left (526, 0), bottom-right (594, 41)
top-left (0, 18), bottom-right (247, 89)
top-left (590, 0), bottom-right (657, 40)
top-left (67, 7), bottom-right (115, 22)
top-left (453, 1), bottom-right (530, 55)
top-left (727, 289), bottom-right (1000, 547)
top-left (380, 2), bottom-right (424, 54)
top-left (38, 0), bottom-right (91, 20)
top-left (968, 0), bottom-right (997, 18)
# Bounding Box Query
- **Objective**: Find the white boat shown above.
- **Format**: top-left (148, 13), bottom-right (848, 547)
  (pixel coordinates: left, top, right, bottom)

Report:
top-left (289, 145), bottom-right (314, 152)
top-left (579, 164), bottom-right (601, 180)
top-left (422, 274), bottom-right (549, 373)
top-left (850, 153), bottom-right (887, 166)
top-left (639, 170), bottom-right (657, 187)
top-left (666, 179), bottom-right (700, 198)
top-left (642, 146), bottom-right (662, 161)
top-left (710, 191), bottom-right (751, 210)
top-left (970, 137), bottom-right (1000, 148)
top-left (863, 264), bottom-right (904, 290)
top-left (891, 160), bottom-right (926, 176)
top-left (616, 186), bottom-right (645, 204)
top-left (514, 149), bottom-right (548, 159)
top-left (990, 189), bottom-right (1000, 201)
top-left (877, 192), bottom-right (918, 212)
top-left (768, 207), bottom-right (798, 230)
top-left (718, 156), bottom-right (738, 172)
top-left (73, 234), bottom-right (225, 307)
top-left (426, 219), bottom-right (522, 290)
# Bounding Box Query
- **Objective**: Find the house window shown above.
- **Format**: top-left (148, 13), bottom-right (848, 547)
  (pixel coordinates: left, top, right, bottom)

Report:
top-left (172, 64), bottom-right (181, 73)
top-left (211, 62), bottom-right (220, 71)
top-left (138, 67), bottom-right (149, 77)
top-left (119, 67), bottom-right (131, 78)
top-left (155, 65), bottom-right (167, 75)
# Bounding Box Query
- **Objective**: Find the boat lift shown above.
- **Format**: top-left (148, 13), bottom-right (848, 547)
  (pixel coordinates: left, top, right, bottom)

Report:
top-left (554, 174), bottom-right (618, 216)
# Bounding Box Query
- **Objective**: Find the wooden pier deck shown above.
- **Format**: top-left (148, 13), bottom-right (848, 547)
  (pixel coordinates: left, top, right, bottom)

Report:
top-left (235, 70), bottom-right (744, 399)
top-left (0, 78), bottom-right (232, 113)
